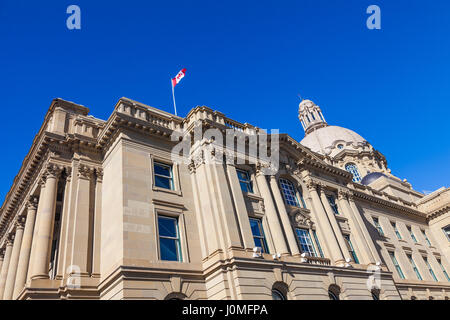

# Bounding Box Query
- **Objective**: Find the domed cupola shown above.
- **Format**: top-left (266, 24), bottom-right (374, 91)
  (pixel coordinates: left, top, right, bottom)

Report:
top-left (298, 99), bottom-right (328, 135)
top-left (298, 98), bottom-right (390, 182)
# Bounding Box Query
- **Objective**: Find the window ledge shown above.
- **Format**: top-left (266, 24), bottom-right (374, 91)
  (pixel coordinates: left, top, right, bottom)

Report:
top-left (152, 185), bottom-right (182, 196)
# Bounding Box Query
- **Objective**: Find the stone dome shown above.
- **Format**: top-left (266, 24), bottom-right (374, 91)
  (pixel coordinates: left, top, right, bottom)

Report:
top-left (300, 125), bottom-right (368, 156)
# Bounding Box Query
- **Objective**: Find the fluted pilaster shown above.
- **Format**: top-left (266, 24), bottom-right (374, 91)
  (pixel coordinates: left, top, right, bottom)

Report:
top-left (0, 238), bottom-right (14, 299)
top-left (30, 164), bottom-right (62, 280)
top-left (3, 220), bottom-right (25, 300)
top-left (269, 175), bottom-right (300, 255)
top-left (255, 167), bottom-right (289, 255)
top-left (13, 196), bottom-right (38, 299)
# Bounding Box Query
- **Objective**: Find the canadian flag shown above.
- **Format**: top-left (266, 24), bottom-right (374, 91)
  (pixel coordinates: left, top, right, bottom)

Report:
top-left (172, 68), bottom-right (187, 87)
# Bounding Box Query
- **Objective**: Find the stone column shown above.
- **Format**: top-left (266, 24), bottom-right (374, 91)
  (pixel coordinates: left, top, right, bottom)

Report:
top-left (269, 176), bottom-right (300, 256)
top-left (92, 168), bottom-right (103, 277)
top-left (13, 196), bottom-right (38, 299)
top-left (319, 186), bottom-right (351, 262)
top-left (30, 164), bottom-right (61, 280)
top-left (27, 180), bottom-right (46, 283)
top-left (0, 238), bottom-right (14, 299)
top-left (70, 164), bottom-right (94, 276)
top-left (305, 179), bottom-right (344, 264)
top-left (3, 220), bottom-right (25, 300)
top-left (337, 190), bottom-right (373, 264)
top-left (226, 163), bottom-right (255, 249)
top-left (255, 171), bottom-right (289, 255)
top-left (347, 193), bottom-right (382, 264)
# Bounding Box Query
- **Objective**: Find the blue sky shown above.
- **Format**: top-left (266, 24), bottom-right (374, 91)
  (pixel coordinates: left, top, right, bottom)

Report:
top-left (0, 0), bottom-right (449, 200)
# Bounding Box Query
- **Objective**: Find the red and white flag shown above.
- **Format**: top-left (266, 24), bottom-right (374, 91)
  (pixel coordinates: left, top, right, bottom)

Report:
top-left (172, 68), bottom-right (187, 87)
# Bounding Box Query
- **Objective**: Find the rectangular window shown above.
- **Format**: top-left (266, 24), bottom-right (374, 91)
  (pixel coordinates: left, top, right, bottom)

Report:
top-left (389, 251), bottom-right (405, 279)
top-left (312, 230), bottom-right (324, 258)
top-left (437, 259), bottom-right (450, 281)
top-left (326, 195), bottom-right (340, 215)
top-left (424, 257), bottom-right (438, 281)
top-left (158, 216), bottom-right (182, 261)
top-left (407, 226), bottom-right (417, 243)
top-left (154, 162), bottom-right (174, 190)
top-left (279, 178), bottom-right (300, 207)
top-left (421, 230), bottom-right (431, 246)
top-left (392, 222), bottom-right (402, 240)
top-left (295, 228), bottom-right (316, 257)
top-left (407, 254), bottom-right (422, 280)
top-left (249, 218), bottom-right (269, 253)
top-left (344, 234), bottom-right (359, 264)
top-left (236, 169), bottom-right (253, 193)
top-left (373, 217), bottom-right (384, 236)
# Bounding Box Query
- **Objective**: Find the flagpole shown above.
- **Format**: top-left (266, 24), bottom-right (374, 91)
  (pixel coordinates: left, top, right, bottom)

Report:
top-left (171, 80), bottom-right (178, 116)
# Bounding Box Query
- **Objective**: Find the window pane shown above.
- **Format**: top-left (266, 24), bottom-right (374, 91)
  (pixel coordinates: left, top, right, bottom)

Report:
top-left (345, 163), bottom-right (362, 183)
top-left (154, 163), bottom-right (172, 177)
top-left (249, 219), bottom-right (262, 237)
top-left (155, 175), bottom-right (172, 189)
top-left (296, 228), bottom-right (316, 257)
top-left (160, 238), bottom-right (178, 261)
top-left (158, 216), bottom-right (177, 237)
top-left (279, 178), bottom-right (300, 207)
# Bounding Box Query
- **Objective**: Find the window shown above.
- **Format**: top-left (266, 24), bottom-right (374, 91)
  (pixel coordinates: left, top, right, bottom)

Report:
top-left (158, 216), bottom-right (182, 261)
top-left (437, 259), bottom-right (450, 281)
top-left (443, 226), bottom-right (450, 241)
top-left (272, 289), bottom-right (286, 300)
top-left (407, 226), bottom-right (417, 243)
top-left (298, 187), bottom-right (307, 209)
top-left (326, 194), bottom-right (340, 215)
top-left (236, 169), bottom-right (253, 193)
top-left (154, 162), bottom-right (174, 190)
top-left (389, 251), bottom-right (405, 279)
top-left (328, 286), bottom-right (340, 300)
top-left (424, 257), bottom-right (438, 281)
top-left (312, 230), bottom-right (324, 258)
top-left (421, 230), bottom-right (431, 246)
top-left (337, 144), bottom-right (344, 150)
top-left (373, 217), bottom-right (384, 236)
top-left (371, 289), bottom-right (380, 300)
top-left (344, 234), bottom-right (359, 264)
top-left (407, 254), bottom-right (423, 280)
top-left (392, 222), bottom-right (402, 240)
top-left (295, 228), bottom-right (316, 257)
top-left (345, 163), bottom-right (362, 183)
top-left (279, 178), bottom-right (300, 207)
top-left (249, 218), bottom-right (269, 254)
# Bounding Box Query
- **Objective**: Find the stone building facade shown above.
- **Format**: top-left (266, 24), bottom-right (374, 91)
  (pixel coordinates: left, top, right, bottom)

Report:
top-left (0, 97), bottom-right (448, 300)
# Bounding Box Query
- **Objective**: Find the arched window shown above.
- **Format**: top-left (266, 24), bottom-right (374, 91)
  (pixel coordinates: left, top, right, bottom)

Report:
top-left (345, 163), bottom-right (362, 183)
top-left (371, 289), bottom-right (380, 300)
top-left (272, 289), bottom-right (286, 300)
top-left (279, 178), bottom-right (300, 207)
top-left (410, 296), bottom-right (417, 300)
top-left (164, 293), bottom-right (187, 300)
top-left (328, 285), bottom-right (340, 300)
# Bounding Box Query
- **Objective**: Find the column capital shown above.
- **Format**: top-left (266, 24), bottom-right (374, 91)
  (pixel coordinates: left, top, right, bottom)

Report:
top-left (338, 189), bottom-right (350, 201)
top-left (77, 164), bottom-right (95, 180)
top-left (304, 178), bottom-right (318, 192)
top-left (95, 167), bottom-right (103, 182)
top-left (46, 163), bottom-right (63, 179)
top-left (6, 234), bottom-right (14, 246)
top-left (255, 162), bottom-right (272, 176)
top-left (27, 195), bottom-right (39, 210)
top-left (64, 166), bottom-right (73, 182)
top-left (15, 217), bottom-right (26, 230)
